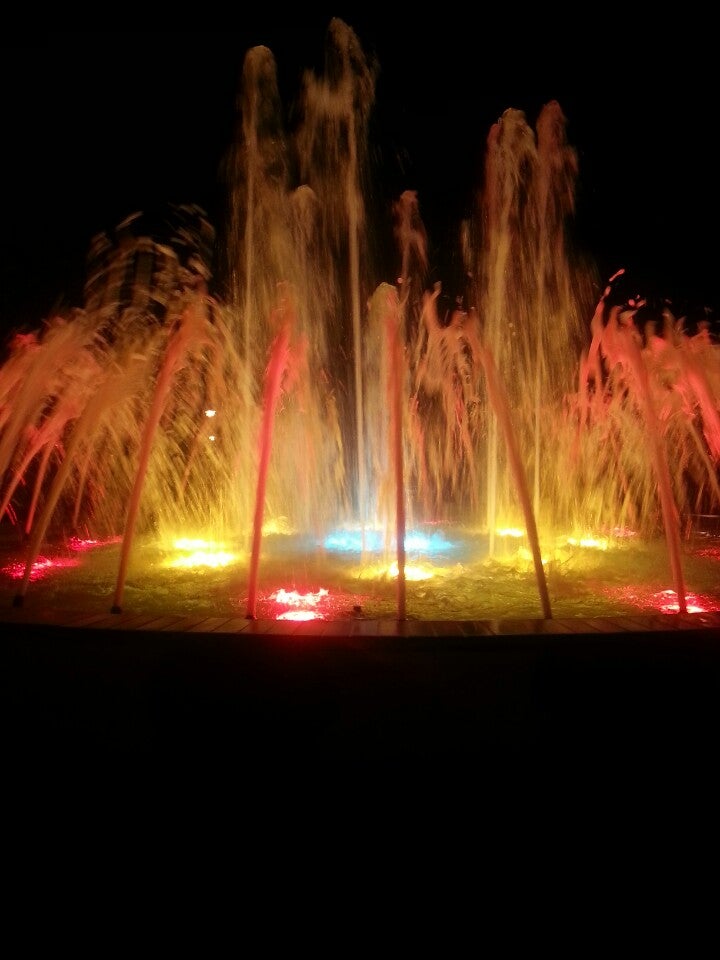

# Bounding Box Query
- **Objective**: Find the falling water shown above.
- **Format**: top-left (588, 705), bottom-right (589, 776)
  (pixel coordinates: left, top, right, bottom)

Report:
top-left (465, 103), bottom-right (591, 550)
top-left (246, 299), bottom-right (293, 620)
top-left (1, 20), bottom-right (719, 623)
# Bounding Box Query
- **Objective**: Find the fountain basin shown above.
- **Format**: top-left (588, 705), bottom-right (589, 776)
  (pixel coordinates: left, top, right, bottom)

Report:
top-left (3, 525), bottom-right (720, 623)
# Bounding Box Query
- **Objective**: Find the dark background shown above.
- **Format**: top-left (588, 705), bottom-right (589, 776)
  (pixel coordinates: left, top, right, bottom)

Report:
top-left (1, 19), bottom-right (718, 336)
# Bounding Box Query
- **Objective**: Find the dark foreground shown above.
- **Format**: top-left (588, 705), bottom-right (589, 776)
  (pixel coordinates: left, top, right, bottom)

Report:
top-left (3, 607), bottom-right (720, 796)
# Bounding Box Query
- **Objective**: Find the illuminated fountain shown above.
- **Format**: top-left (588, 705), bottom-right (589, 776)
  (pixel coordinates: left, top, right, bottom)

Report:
top-left (1, 19), bottom-right (719, 625)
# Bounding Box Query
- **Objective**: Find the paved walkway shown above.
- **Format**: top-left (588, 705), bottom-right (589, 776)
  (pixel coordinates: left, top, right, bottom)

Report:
top-left (3, 603), bottom-right (720, 637)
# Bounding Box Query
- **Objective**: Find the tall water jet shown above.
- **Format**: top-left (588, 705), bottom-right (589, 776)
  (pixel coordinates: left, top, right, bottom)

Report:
top-left (365, 283), bottom-right (409, 619)
top-left (465, 103), bottom-right (592, 552)
top-left (225, 46), bottom-right (290, 403)
top-left (246, 297), bottom-right (293, 620)
top-left (295, 18), bottom-right (377, 531)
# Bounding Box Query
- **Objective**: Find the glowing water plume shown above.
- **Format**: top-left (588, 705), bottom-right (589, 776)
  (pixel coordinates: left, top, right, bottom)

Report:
top-left (296, 18), bottom-right (377, 527)
top-left (110, 292), bottom-right (219, 613)
top-left (364, 283), bottom-right (410, 616)
top-left (466, 102), bottom-right (592, 553)
top-left (412, 287), bottom-right (552, 618)
top-left (246, 298), bottom-right (293, 620)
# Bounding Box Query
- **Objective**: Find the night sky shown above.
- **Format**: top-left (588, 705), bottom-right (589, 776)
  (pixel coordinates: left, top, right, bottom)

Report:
top-left (2, 21), bottom-right (718, 336)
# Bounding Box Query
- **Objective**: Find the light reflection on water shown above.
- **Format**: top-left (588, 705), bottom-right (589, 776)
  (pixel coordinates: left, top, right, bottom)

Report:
top-left (2, 526), bottom-right (720, 623)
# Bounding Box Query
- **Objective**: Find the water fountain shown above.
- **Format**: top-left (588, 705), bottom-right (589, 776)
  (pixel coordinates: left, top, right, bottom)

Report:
top-left (1, 19), bottom-right (719, 630)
